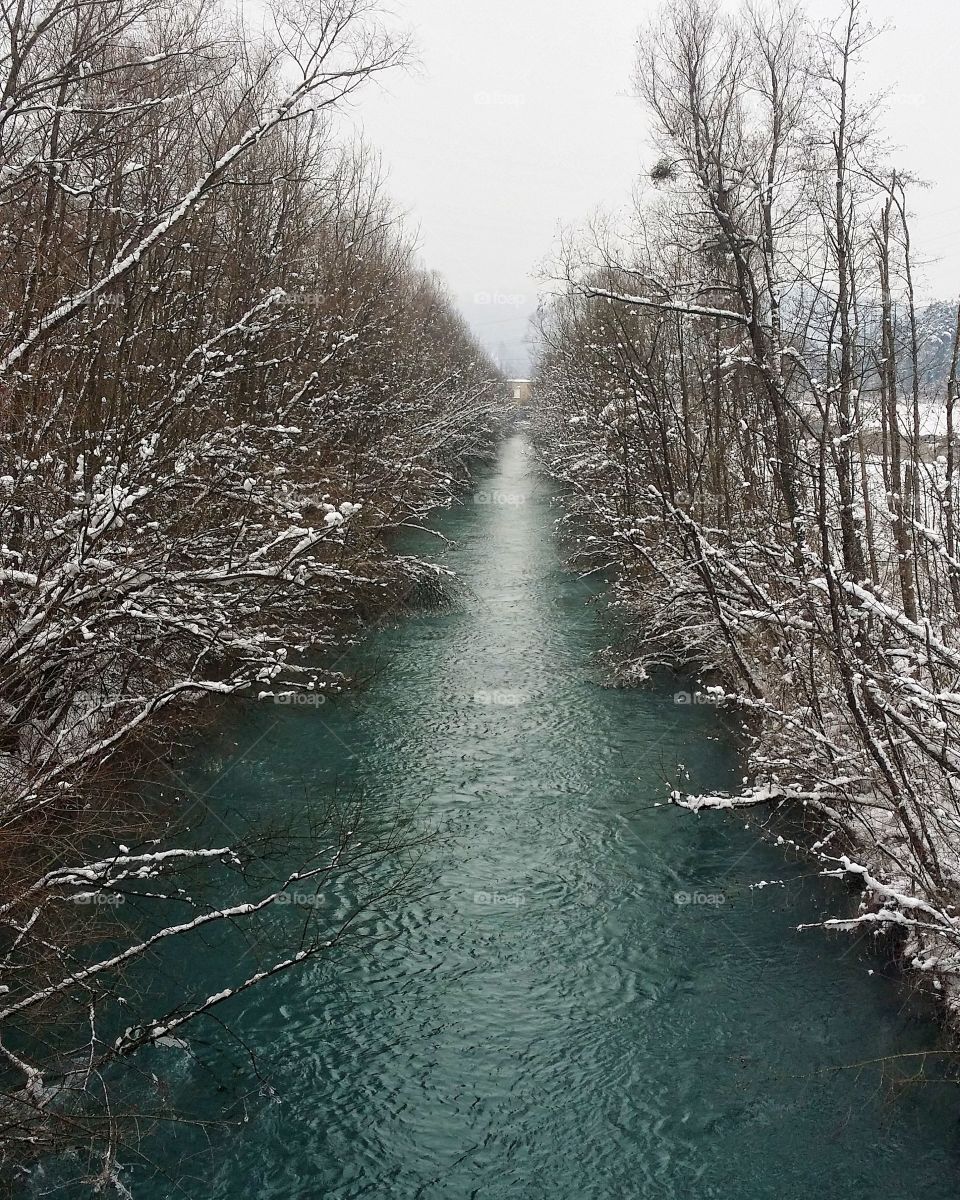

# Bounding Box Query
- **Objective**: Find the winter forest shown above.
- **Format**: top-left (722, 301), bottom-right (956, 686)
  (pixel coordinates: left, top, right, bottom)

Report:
top-left (538, 1), bottom-right (960, 1009)
top-left (4, 0), bottom-right (960, 1194)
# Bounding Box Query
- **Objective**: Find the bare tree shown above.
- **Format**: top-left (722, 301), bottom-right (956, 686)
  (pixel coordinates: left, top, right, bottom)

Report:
top-left (537, 0), bottom-right (960, 1025)
top-left (0, 0), bottom-right (506, 1182)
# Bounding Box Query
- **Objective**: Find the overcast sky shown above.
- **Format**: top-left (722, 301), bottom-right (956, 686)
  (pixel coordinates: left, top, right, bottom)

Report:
top-left (351, 0), bottom-right (960, 376)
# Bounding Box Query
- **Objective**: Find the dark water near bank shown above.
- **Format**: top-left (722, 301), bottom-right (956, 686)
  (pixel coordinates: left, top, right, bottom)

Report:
top-left (42, 435), bottom-right (960, 1197)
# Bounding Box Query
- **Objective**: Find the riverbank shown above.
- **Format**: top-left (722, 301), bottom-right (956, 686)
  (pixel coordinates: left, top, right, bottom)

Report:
top-left (527, 0), bottom-right (960, 1049)
top-left (530, 420), bottom-right (960, 1036)
top-left (0, 420), bottom-right (505, 1181)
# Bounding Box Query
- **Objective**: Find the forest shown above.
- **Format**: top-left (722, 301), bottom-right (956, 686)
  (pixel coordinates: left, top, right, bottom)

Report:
top-left (0, 0), bottom-right (503, 1176)
top-left (536, 0), bottom-right (960, 1019)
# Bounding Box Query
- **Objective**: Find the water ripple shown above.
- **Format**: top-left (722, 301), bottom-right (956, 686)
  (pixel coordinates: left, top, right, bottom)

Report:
top-left (117, 436), bottom-right (960, 1200)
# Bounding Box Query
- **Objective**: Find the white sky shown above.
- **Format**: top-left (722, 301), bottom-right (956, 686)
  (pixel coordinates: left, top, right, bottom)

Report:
top-left (352, 0), bottom-right (960, 375)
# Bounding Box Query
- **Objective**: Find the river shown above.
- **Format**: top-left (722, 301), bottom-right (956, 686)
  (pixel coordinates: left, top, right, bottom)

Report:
top-left (55, 433), bottom-right (960, 1198)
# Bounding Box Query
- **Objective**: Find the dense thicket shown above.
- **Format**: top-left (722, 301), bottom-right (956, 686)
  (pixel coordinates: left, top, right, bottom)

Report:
top-left (0, 0), bottom-right (502, 1177)
top-left (537, 0), bottom-right (960, 1014)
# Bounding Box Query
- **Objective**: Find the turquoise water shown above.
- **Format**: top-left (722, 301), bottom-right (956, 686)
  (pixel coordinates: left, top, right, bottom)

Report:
top-left (52, 434), bottom-right (960, 1197)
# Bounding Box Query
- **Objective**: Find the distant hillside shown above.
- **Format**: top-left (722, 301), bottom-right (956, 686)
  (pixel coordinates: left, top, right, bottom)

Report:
top-left (916, 300), bottom-right (959, 390)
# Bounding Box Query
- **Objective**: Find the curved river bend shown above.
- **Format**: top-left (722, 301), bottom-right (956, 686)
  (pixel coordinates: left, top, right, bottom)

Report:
top-left (86, 436), bottom-right (960, 1197)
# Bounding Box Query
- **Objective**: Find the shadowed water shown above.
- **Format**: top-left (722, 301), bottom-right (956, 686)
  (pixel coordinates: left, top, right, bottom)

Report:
top-left (51, 434), bottom-right (960, 1198)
